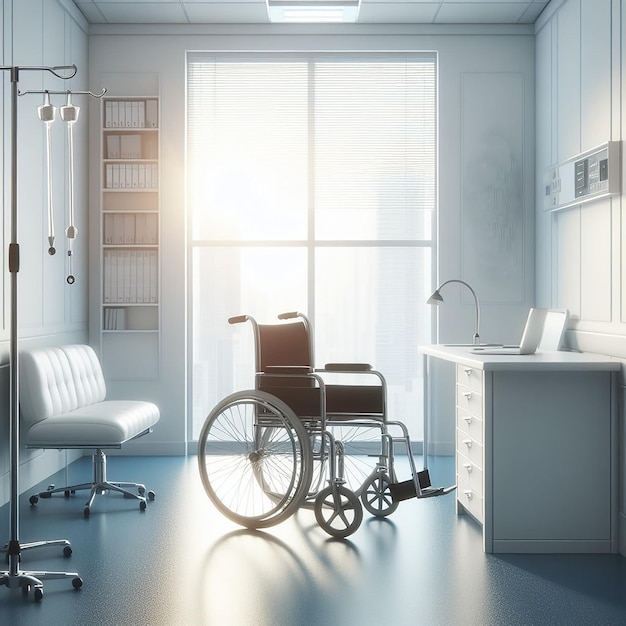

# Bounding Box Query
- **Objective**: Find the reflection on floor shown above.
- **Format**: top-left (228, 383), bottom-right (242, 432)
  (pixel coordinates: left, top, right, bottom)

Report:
top-left (1, 455), bottom-right (625, 625)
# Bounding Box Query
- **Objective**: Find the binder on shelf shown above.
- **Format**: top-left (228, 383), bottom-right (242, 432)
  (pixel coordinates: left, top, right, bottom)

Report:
top-left (146, 214), bottom-right (158, 244)
top-left (135, 213), bottom-right (146, 244)
top-left (104, 307), bottom-right (127, 331)
top-left (103, 248), bottom-right (158, 305)
top-left (145, 99), bottom-right (158, 128)
top-left (120, 134), bottom-right (142, 159)
top-left (124, 214), bottom-right (135, 244)
top-left (106, 134), bottom-right (120, 159)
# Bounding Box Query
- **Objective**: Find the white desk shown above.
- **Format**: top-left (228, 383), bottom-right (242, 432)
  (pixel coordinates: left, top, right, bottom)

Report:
top-left (420, 345), bottom-right (621, 553)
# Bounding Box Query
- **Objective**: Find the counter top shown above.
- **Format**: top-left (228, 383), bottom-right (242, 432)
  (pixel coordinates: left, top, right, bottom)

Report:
top-left (419, 344), bottom-right (622, 372)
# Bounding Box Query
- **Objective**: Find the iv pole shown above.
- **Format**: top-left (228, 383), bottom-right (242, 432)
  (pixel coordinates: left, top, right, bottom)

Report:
top-left (0, 64), bottom-right (83, 600)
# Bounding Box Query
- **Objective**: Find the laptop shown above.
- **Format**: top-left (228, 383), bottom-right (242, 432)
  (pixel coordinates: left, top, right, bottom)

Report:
top-left (471, 308), bottom-right (548, 355)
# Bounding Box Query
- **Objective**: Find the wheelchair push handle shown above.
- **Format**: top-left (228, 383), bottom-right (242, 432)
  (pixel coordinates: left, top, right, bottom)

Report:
top-left (278, 311), bottom-right (300, 320)
top-left (228, 315), bottom-right (249, 325)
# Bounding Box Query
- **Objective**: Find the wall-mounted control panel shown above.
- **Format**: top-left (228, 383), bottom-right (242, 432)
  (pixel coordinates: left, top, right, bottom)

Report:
top-left (543, 141), bottom-right (621, 212)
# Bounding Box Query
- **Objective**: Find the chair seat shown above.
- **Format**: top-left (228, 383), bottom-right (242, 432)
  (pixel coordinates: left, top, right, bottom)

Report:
top-left (27, 400), bottom-right (159, 448)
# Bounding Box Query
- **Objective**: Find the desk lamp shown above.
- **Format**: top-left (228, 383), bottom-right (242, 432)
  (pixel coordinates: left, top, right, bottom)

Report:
top-left (427, 279), bottom-right (481, 345)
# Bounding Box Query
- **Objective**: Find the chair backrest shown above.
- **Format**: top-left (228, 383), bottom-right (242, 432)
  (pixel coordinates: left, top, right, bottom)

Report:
top-left (538, 309), bottom-right (569, 351)
top-left (20, 344), bottom-right (107, 424)
top-left (256, 320), bottom-right (312, 371)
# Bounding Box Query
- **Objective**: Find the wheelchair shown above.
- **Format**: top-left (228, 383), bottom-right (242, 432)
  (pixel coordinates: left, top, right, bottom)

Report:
top-left (197, 312), bottom-right (454, 538)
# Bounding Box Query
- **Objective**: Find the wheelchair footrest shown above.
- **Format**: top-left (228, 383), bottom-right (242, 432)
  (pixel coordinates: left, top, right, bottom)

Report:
top-left (389, 470), bottom-right (457, 502)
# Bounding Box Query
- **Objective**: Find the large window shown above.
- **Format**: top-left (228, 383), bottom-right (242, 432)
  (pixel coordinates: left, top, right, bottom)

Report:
top-left (187, 52), bottom-right (437, 440)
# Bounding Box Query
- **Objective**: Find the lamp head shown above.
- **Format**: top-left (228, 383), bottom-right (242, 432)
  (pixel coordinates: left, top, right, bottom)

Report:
top-left (427, 289), bottom-right (444, 305)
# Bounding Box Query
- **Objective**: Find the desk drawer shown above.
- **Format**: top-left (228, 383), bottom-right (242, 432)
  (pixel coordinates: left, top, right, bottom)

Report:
top-left (457, 364), bottom-right (483, 393)
top-left (457, 476), bottom-right (484, 523)
top-left (456, 430), bottom-right (483, 469)
top-left (457, 407), bottom-right (483, 445)
top-left (456, 385), bottom-right (483, 418)
top-left (457, 449), bottom-right (483, 496)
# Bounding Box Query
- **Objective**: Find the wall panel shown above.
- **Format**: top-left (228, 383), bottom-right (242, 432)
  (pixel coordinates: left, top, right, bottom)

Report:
top-left (580, 0), bottom-right (612, 150)
top-left (556, 0), bottom-right (581, 161)
top-left (580, 200), bottom-right (612, 321)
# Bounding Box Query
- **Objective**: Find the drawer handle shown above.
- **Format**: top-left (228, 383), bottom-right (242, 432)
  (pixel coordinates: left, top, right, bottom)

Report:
top-left (463, 416), bottom-right (473, 425)
top-left (463, 490), bottom-right (473, 500)
top-left (462, 391), bottom-right (472, 401)
top-left (463, 439), bottom-right (472, 449)
top-left (463, 368), bottom-right (473, 377)
top-left (463, 463), bottom-right (472, 473)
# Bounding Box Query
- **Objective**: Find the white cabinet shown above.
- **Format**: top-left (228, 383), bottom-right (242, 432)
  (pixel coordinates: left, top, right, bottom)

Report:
top-left (422, 345), bottom-right (619, 553)
top-left (99, 96), bottom-right (160, 380)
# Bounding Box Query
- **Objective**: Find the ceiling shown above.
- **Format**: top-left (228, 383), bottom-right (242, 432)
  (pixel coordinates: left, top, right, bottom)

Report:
top-left (73, 0), bottom-right (551, 25)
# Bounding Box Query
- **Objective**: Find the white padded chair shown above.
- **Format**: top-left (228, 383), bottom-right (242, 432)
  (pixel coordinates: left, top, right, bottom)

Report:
top-left (20, 344), bottom-right (160, 517)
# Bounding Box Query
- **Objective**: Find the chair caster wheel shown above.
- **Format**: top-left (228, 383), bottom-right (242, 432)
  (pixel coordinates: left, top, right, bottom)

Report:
top-left (148, 491), bottom-right (155, 501)
top-left (29, 495), bottom-right (39, 505)
top-left (139, 500), bottom-right (147, 511)
top-left (138, 486), bottom-right (146, 497)
top-left (34, 586), bottom-right (44, 601)
top-left (64, 490), bottom-right (71, 498)
top-left (83, 506), bottom-right (90, 517)
top-left (72, 577), bottom-right (83, 590)
top-left (63, 545), bottom-right (73, 557)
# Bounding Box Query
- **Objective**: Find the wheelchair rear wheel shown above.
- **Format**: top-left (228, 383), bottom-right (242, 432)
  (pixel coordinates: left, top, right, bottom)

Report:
top-left (198, 390), bottom-right (313, 528)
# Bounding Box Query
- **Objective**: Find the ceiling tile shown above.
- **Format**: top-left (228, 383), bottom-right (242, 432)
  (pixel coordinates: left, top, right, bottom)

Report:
top-left (359, 3), bottom-right (441, 23)
top-left (97, 2), bottom-right (190, 23)
top-left (185, 3), bottom-right (270, 22)
top-left (436, 3), bottom-right (530, 23)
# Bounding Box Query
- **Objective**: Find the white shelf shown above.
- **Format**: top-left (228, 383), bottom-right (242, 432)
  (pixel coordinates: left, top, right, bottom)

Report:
top-left (100, 95), bottom-right (161, 375)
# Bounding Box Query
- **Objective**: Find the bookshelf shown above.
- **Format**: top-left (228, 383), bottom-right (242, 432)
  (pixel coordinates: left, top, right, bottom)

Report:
top-left (100, 96), bottom-right (160, 378)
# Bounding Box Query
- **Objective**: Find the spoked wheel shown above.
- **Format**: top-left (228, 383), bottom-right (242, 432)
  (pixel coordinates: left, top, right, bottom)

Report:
top-left (314, 484), bottom-right (363, 538)
top-left (361, 472), bottom-right (399, 517)
top-left (198, 390), bottom-right (313, 528)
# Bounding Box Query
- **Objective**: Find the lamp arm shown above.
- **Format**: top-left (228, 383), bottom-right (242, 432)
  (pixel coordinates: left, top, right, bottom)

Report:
top-left (435, 279), bottom-right (481, 344)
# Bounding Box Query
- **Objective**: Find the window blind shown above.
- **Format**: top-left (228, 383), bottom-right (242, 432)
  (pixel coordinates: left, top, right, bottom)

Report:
top-left (187, 52), bottom-right (437, 440)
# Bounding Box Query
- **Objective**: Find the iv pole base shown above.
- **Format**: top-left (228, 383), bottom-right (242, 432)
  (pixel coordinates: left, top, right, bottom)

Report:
top-left (0, 540), bottom-right (82, 600)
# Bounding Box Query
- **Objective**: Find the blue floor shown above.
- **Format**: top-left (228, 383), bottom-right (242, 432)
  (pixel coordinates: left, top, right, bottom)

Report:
top-left (1, 455), bottom-right (626, 625)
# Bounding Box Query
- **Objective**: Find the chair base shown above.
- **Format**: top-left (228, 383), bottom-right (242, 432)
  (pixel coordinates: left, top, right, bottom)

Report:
top-left (30, 449), bottom-right (155, 517)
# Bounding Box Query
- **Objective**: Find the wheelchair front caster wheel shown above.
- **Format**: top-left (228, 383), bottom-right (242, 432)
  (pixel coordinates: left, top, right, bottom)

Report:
top-left (72, 577), bottom-right (83, 590)
top-left (29, 495), bottom-right (39, 505)
top-left (314, 484), bottom-right (363, 538)
top-left (361, 472), bottom-right (399, 518)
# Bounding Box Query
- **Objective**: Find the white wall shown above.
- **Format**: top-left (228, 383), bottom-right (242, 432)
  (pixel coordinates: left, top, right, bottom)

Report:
top-left (535, 0), bottom-right (626, 553)
top-left (87, 24), bottom-right (536, 455)
top-left (0, 0), bottom-right (90, 506)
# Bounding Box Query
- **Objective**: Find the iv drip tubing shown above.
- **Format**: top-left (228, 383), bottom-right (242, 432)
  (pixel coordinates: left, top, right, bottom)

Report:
top-left (61, 93), bottom-right (80, 284)
top-left (38, 92), bottom-right (56, 255)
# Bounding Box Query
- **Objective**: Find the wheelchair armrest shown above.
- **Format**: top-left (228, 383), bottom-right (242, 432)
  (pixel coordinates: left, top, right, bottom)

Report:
top-left (263, 366), bottom-right (313, 375)
top-left (322, 363), bottom-right (372, 372)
